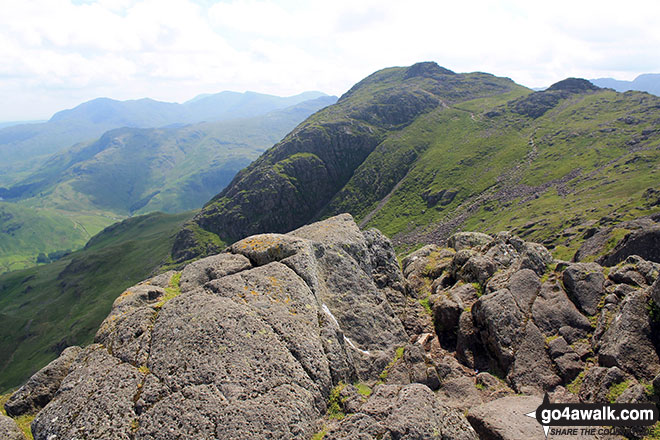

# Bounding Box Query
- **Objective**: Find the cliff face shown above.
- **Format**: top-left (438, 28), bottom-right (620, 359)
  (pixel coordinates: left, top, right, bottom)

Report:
top-left (171, 62), bottom-right (523, 262)
top-left (7, 215), bottom-right (660, 439)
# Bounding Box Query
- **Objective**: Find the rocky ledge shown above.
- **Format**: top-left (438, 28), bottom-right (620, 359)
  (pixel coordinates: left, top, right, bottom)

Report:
top-left (5, 215), bottom-right (660, 439)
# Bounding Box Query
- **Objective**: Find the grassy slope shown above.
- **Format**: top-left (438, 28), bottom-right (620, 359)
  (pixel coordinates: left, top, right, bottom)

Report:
top-left (0, 202), bottom-right (119, 274)
top-left (0, 211), bottom-right (193, 392)
top-left (353, 89), bottom-right (660, 258)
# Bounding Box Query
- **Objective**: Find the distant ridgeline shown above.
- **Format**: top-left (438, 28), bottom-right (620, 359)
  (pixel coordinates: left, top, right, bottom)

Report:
top-left (0, 94), bottom-right (336, 273)
top-left (172, 62), bottom-right (660, 265)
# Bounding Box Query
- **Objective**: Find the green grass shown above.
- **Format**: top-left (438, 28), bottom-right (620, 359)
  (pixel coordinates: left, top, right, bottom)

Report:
top-left (0, 211), bottom-right (193, 393)
top-left (354, 382), bottom-right (373, 398)
top-left (419, 296), bottom-right (433, 315)
top-left (351, 87), bottom-right (660, 257)
top-left (567, 370), bottom-right (587, 394)
top-left (327, 383), bottom-right (346, 420)
top-left (0, 201), bottom-right (119, 273)
top-left (155, 272), bottom-right (182, 308)
top-left (644, 422), bottom-right (660, 440)
top-left (379, 346), bottom-right (405, 383)
top-left (607, 380), bottom-right (630, 403)
top-left (310, 429), bottom-right (327, 440)
top-left (0, 391), bottom-right (33, 439)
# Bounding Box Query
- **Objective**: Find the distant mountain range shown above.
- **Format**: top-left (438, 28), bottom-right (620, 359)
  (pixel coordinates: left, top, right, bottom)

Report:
top-left (0, 94), bottom-right (336, 273)
top-left (590, 73), bottom-right (660, 96)
top-left (0, 90), bottom-right (327, 187)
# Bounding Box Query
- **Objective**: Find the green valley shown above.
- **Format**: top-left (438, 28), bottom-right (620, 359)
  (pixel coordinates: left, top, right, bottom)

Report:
top-left (0, 210), bottom-right (193, 392)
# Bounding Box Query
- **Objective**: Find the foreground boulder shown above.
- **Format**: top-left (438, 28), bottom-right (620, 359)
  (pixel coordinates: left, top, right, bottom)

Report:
top-left (325, 383), bottom-right (478, 440)
top-left (0, 415), bottom-right (26, 440)
top-left (4, 346), bottom-right (82, 417)
top-left (23, 214), bottom-right (475, 440)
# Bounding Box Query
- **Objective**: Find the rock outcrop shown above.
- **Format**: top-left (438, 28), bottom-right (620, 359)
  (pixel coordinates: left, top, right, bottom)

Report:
top-left (0, 415), bottom-right (26, 440)
top-left (17, 214), bottom-right (476, 440)
top-left (8, 216), bottom-right (660, 439)
top-left (401, 229), bottom-right (660, 438)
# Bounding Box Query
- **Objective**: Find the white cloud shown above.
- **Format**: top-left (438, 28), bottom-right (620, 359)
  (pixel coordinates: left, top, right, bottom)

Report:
top-left (1, 0), bottom-right (659, 120)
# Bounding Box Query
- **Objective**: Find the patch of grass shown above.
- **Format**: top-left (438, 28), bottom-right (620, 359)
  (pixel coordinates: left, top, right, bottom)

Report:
top-left (567, 370), bottom-right (587, 394)
top-left (419, 297), bottom-right (433, 316)
top-left (379, 346), bottom-right (405, 383)
top-left (311, 430), bottom-right (327, 440)
top-left (471, 282), bottom-right (483, 297)
top-left (354, 383), bottom-right (372, 398)
top-left (1, 393), bottom-right (34, 439)
top-left (327, 383), bottom-right (346, 420)
top-left (155, 272), bottom-right (182, 308)
top-left (607, 380), bottom-right (630, 403)
top-left (648, 300), bottom-right (660, 324)
top-left (13, 414), bottom-right (34, 439)
top-left (475, 383), bottom-right (485, 391)
top-left (643, 422), bottom-right (660, 439)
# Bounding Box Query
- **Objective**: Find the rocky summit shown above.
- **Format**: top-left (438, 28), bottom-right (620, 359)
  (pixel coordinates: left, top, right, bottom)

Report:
top-left (5, 214), bottom-right (660, 439)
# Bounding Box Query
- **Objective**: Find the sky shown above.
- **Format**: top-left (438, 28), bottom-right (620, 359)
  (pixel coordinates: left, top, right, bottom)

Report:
top-left (1, 0), bottom-right (659, 121)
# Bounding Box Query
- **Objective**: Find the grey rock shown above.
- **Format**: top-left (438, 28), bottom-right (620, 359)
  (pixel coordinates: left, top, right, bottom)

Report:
top-left (652, 277), bottom-right (660, 305)
top-left (609, 265), bottom-right (648, 287)
top-left (598, 291), bottom-right (660, 380)
top-left (579, 366), bottom-right (626, 402)
top-left (467, 395), bottom-right (543, 440)
top-left (179, 253), bottom-right (251, 292)
top-left (401, 244), bottom-right (438, 277)
top-left (4, 346), bottom-right (82, 417)
top-left (432, 292), bottom-right (463, 347)
top-left (0, 415), bottom-right (26, 440)
top-left (472, 289), bottom-right (525, 371)
top-left (460, 254), bottom-right (496, 285)
top-left (448, 231), bottom-right (493, 251)
top-left (547, 337), bottom-right (585, 382)
top-left (94, 278), bottom-right (171, 366)
top-left (476, 373), bottom-right (514, 401)
top-left (0, 415), bottom-right (25, 440)
top-left (31, 215), bottom-right (413, 440)
top-left (456, 310), bottom-right (489, 370)
top-left (563, 263), bottom-right (606, 315)
top-left (327, 383), bottom-right (478, 440)
top-left (531, 280), bottom-right (592, 344)
top-left (32, 345), bottom-right (144, 440)
top-left (507, 268), bottom-right (541, 313)
top-left (599, 226), bottom-right (660, 266)
top-left (518, 241), bottom-right (554, 275)
top-left (438, 375), bottom-right (484, 409)
top-left (506, 321), bottom-right (561, 393)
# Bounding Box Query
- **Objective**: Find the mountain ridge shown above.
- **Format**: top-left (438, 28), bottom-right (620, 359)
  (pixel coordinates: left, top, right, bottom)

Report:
top-left (171, 62), bottom-right (527, 262)
top-left (171, 63), bottom-right (660, 265)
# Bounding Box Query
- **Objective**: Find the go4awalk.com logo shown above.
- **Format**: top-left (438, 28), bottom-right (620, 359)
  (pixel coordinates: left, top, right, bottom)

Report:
top-left (525, 394), bottom-right (659, 438)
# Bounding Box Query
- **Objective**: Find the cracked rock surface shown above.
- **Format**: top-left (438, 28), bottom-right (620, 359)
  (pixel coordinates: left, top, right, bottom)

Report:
top-left (25, 214), bottom-right (430, 440)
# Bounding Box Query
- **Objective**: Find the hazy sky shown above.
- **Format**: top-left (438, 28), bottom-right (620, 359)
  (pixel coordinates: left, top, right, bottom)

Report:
top-left (2, 0), bottom-right (659, 120)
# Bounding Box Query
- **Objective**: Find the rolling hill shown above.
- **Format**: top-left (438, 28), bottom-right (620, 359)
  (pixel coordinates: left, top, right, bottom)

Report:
top-left (0, 96), bottom-right (336, 273)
